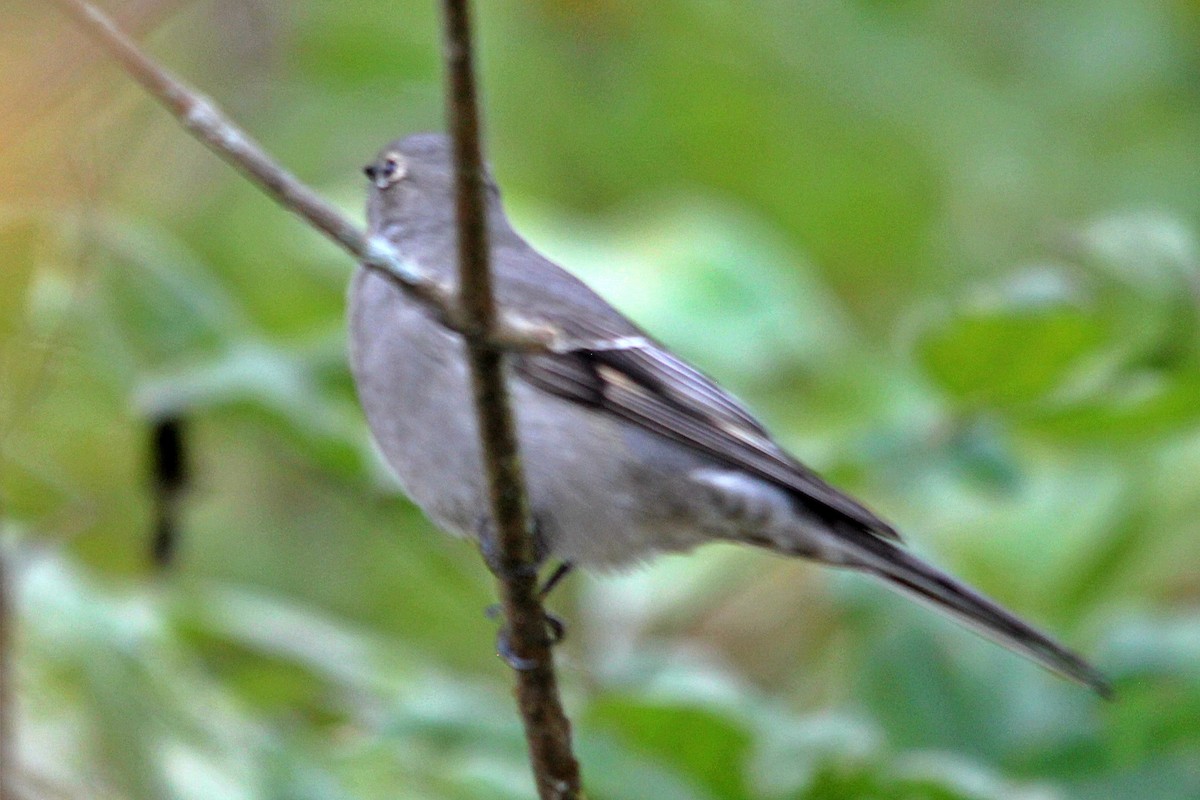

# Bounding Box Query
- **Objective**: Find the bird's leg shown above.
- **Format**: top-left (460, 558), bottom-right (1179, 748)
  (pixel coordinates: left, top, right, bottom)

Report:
top-left (476, 518), bottom-right (569, 666)
top-left (535, 561), bottom-right (574, 644)
top-left (538, 561), bottom-right (575, 599)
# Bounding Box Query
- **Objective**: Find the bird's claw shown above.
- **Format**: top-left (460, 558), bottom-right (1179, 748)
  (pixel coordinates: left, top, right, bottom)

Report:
top-left (484, 605), bottom-right (569, 668)
top-left (544, 610), bottom-right (567, 644)
top-left (496, 627), bottom-right (538, 671)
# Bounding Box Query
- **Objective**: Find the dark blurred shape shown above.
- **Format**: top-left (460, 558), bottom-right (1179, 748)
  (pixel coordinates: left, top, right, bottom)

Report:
top-left (148, 414), bottom-right (188, 568)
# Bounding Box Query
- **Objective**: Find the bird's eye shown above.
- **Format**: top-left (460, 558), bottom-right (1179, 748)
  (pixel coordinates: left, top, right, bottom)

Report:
top-left (367, 152), bottom-right (408, 189)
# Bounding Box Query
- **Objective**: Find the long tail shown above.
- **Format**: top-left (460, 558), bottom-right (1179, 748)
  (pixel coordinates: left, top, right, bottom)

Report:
top-left (820, 529), bottom-right (1113, 698)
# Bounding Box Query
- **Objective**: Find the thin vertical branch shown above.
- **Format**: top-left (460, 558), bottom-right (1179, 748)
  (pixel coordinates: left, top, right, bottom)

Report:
top-left (439, 2), bottom-right (584, 799)
top-left (49, 0), bottom-right (584, 795)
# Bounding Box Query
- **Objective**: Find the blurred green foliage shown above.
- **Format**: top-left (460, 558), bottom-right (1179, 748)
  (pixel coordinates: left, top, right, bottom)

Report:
top-left (2, 0), bottom-right (1199, 798)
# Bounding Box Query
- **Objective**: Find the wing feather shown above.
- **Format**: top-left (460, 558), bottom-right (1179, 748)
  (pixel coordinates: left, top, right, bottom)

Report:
top-left (515, 335), bottom-right (900, 541)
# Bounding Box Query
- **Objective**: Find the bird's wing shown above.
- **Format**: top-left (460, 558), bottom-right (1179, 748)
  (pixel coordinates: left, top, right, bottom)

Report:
top-left (514, 326), bottom-right (900, 541)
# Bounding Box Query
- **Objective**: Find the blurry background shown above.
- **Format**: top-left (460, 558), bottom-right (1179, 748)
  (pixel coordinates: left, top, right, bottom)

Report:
top-left (2, 1), bottom-right (1199, 798)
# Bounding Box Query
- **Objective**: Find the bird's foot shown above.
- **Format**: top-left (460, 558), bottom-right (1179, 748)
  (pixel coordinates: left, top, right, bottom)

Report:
top-left (495, 627), bottom-right (538, 671)
top-left (484, 605), bottom-right (568, 669)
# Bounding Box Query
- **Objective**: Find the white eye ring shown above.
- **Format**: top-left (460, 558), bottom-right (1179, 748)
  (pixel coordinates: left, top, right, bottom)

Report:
top-left (369, 152), bottom-right (408, 188)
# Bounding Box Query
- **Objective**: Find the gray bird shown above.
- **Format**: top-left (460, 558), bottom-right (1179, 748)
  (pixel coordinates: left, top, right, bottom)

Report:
top-left (350, 132), bottom-right (1110, 697)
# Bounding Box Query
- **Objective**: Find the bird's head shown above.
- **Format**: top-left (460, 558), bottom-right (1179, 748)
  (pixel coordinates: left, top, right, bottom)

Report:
top-left (364, 132), bottom-right (500, 234)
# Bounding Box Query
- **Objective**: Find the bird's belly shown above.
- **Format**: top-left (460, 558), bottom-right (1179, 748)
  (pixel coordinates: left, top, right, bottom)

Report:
top-left (349, 269), bottom-right (485, 535)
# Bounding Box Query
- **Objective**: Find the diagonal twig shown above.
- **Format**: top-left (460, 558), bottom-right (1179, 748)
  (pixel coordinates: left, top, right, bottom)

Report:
top-left (439, 2), bottom-right (584, 798)
top-left (48, 0), bottom-right (563, 355)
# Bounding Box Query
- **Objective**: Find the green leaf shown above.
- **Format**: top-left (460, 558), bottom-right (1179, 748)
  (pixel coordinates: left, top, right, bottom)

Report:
top-left (586, 695), bottom-right (753, 800)
top-left (916, 269), bottom-right (1105, 409)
